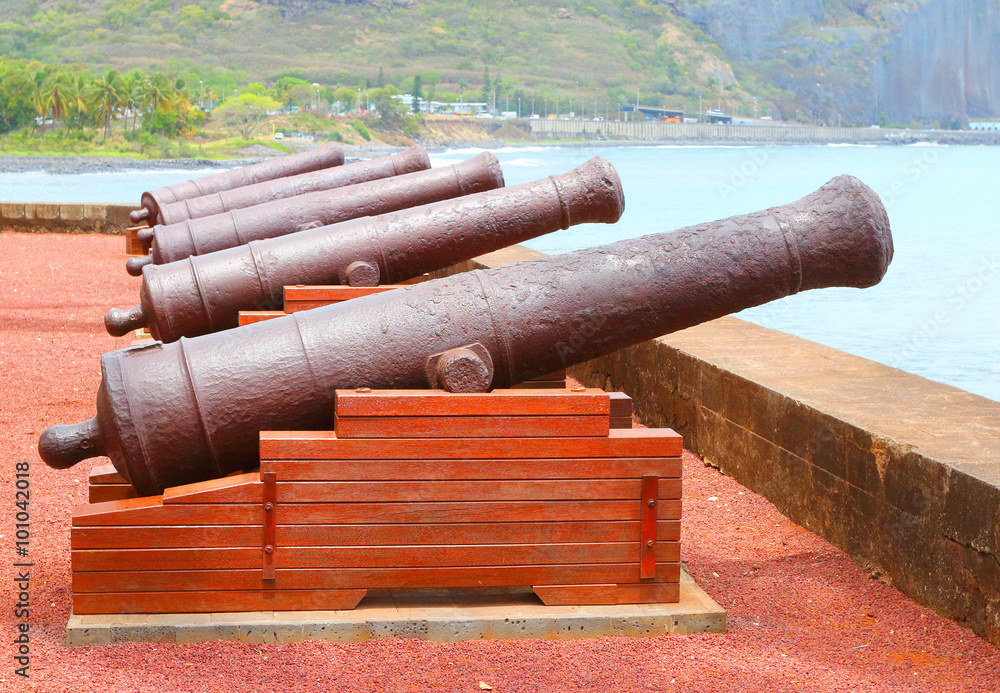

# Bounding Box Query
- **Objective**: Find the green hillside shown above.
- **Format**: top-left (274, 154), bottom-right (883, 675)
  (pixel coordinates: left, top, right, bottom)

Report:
top-left (0, 0), bottom-right (762, 117)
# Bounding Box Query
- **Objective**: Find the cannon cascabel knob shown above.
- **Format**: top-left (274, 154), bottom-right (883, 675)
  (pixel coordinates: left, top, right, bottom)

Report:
top-left (126, 255), bottom-right (153, 277)
top-left (104, 305), bottom-right (147, 337)
top-left (38, 417), bottom-right (106, 470)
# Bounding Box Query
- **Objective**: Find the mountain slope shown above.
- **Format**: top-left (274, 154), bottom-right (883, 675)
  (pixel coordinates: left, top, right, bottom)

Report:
top-left (1, 0), bottom-right (997, 124)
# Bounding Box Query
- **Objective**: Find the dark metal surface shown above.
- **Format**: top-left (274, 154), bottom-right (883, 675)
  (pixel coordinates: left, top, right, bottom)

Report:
top-left (154, 146), bottom-right (431, 227)
top-left (129, 144), bottom-right (345, 226)
top-left (125, 152), bottom-right (505, 276)
top-left (42, 175), bottom-right (893, 496)
top-left (106, 157), bottom-right (625, 341)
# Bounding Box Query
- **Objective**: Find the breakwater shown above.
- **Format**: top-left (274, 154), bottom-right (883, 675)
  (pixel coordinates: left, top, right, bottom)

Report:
top-left (528, 119), bottom-right (1000, 145)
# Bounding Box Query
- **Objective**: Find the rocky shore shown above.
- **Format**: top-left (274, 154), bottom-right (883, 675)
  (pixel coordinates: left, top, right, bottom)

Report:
top-left (0, 155), bottom-right (252, 175)
top-left (0, 143), bottom-right (413, 174)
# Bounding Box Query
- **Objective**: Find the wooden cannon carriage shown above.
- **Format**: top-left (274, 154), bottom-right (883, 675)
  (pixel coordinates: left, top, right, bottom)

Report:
top-left (73, 387), bottom-right (682, 614)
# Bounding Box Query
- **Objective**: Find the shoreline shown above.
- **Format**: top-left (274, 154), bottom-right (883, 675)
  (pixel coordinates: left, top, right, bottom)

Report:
top-left (0, 137), bottom-right (989, 174)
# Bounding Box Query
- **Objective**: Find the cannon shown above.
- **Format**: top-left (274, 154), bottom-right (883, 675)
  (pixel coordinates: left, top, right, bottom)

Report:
top-left (40, 175), bottom-right (892, 496)
top-left (150, 146), bottom-right (431, 227)
top-left (129, 143), bottom-right (345, 226)
top-left (105, 157), bottom-right (625, 342)
top-left (125, 152), bottom-right (504, 276)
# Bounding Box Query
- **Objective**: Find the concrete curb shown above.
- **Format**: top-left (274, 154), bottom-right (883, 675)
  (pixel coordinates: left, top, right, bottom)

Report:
top-left (67, 570), bottom-right (726, 645)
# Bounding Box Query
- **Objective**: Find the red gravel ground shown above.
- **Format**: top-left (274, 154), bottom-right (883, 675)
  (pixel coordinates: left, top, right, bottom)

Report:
top-left (3, 230), bottom-right (1000, 692)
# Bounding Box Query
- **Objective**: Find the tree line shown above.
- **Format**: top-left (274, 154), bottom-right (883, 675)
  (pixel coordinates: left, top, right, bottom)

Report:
top-left (0, 57), bottom-right (210, 139)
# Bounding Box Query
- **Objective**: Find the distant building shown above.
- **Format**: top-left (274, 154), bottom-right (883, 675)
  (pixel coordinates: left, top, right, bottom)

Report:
top-left (705, 109), bottom-right (732, 125)
top-left (619, 105), bottom-right (684, 122)
top-left (392, 95), bottom-right (490, 116)
top-left (970, 121), bottom-right (1000, 131)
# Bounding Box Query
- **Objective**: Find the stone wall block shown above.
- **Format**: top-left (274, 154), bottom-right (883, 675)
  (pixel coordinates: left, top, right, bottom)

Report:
top-left (60, 203), bottom-right (86, 221)
top-left (1, 202), bottom-right (27, 220)
top-left (35, 203), bottom-right (61, 220)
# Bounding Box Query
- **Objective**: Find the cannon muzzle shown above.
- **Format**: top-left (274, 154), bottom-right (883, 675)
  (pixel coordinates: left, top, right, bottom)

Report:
top-left (42, 175), bottom-right (892, 495)
top-left (126, 152), bottom-right (505, 275)
top-left (130, 143), bottom-right (345, 226)
top-left (107, 157), bottom-right (625, 342)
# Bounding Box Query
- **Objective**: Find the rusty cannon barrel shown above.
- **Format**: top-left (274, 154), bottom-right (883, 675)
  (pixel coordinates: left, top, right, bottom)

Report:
top-left (129, 143), bottom-right (345, 226)
top-left (40, 175), bottom-right (893, 495)
top-left (105, 157), bottom-right (625, 342)
top-left (153, 145), bottom-right (431, 227)
top-left (125, 152), bottom-right (505, 276)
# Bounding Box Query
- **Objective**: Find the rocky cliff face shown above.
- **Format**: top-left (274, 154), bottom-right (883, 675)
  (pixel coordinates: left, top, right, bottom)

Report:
top-left (684, 0), bottom-right (825, 62)
top-left (686, 0), bottom-right (1000, 124)
top-left (877, 0), bottom-right (1000, 123)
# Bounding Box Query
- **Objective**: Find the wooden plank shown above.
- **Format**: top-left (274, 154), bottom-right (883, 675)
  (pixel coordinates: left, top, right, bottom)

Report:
top-left (72, 525), bottom-right (263, 549)
top-left (508, 381), bottom-right (567, 389)
top-left (283, 284), bottom-right (401, 312)
top-left (284, 479), bottom-right (680, 503)
top-left (72, 499), bottom-right (680, 526)
top-left (73, 504), bottom-right (261, 527)
top-left (160, 478), bottom-right (684, 505)
top-left (616, 582), bottom-right (681, 604)
top-left (335, 415), bottom-right (610, 439)
top-left (89, 464), bottom-right (127, 484)
top-left (260, 428), bottom-right (683, 460)
top-left (73, 495), bottom-right (164, 521)
top-left (73, 547), bottom-right (262, 572)
top-left (334, 388), bottom-right (609, 417)
top-left (534, 582), bottom-right (680, 606)
top-left (285, 522), bottom-right (682, 548)
top-left (609, 392), bottom-right (633, 418)
top-left (73, 542), bottom-right (681, 572)
top-left (89, 484), bottom-right (137, 504)
top-left (533, 584), bottom-right (619, 605)
top-left (238, 311), bottom-right (284, 326)
top-left (284, 284), bottom-right (402, 301)
top-left (74, 589), bottom-right (367, 615)
top-left (640, 476), bottom-right (658, 579)
top-left (609, 416), bottom-right (634, 429)
top-left (125, 226), bottom-right (147, 256)
top-left (71, 520), bottom-right (680, 549)
top-left (282, 500), bottom-right (682, 524)
top-left (263, 457), bottom-right (682, 481)
top-left (162, 473), bottom-right (261, 504)
top-left (74, 563), bottom-right (681, 593)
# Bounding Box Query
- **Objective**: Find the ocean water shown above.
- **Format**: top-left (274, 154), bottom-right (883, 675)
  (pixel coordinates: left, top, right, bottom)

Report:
top-left (2, 144), bottom-right (997, 401)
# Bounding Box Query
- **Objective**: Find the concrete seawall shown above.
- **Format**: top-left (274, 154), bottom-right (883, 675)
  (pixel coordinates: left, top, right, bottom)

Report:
top-left (10, 207), bottom-right (1000, 647)
top-left (1, 201), bottom-right (133, 235)
top-left (528, 119), bottom-right (1000, 145)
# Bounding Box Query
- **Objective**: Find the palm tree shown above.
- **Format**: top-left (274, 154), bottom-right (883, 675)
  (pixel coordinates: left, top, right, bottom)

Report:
top-left (90, 69), bottom-right (125, 139)
top-left (140, 72), bottom-right (171, 131)
top-left (30, 68), bottom-right (51, 133)
top-left (41, 73), bottom-right (72, 132)
top-left (66, 74), bottom-right (90, 129)
top-left (123, 69), bottom-right (145, 132)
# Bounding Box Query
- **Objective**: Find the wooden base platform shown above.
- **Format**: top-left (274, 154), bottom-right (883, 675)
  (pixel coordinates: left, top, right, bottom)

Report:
top-left (73, 388), bottom-right (680, 615)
